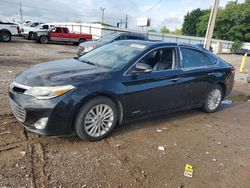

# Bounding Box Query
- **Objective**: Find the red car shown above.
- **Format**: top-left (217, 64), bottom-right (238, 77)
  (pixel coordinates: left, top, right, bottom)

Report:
top-left (34, 27), bottom-right (92, 44)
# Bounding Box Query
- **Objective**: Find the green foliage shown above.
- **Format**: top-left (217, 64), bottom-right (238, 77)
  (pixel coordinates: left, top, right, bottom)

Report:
top-left (160, 26), bottom-right (170, 34)
top-left (232, 40), bottom-right (243, 52)
top-left (182, 9), bottom-right (208, 36)
top-left (148, 29), bottom-right (157, 33)
top-left (172, 29), bottom-right (182, 35)
top-left (183, 0), bottom-right (250, 42)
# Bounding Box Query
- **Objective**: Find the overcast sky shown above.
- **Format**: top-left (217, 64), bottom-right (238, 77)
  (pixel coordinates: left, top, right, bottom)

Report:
top-left (0, 0), bottom-right (245, 31)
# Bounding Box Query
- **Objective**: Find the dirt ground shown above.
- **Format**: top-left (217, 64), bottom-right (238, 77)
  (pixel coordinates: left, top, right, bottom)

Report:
top-left (0, 38), bottom-right (250, 188)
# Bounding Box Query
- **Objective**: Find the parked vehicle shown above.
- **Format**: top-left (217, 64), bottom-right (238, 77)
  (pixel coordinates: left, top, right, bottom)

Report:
top-left (77, 32), bottom-right (148, 56)
top-left (8, 41), bottom-right (235, 141)
top-left (22, 23), bottom-right (54, 39)
top-left (235, 48), bottom-right (250, 55)
top-left (33, 27), bottom-right (92, 44)
top-left (21, 22), bottom-right (44, 39)
top-left (0, 22), bottom-right (21, 42)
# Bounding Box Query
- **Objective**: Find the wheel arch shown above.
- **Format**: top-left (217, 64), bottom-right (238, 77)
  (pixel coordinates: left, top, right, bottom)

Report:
top-left (71, 92), bottom-right (124, 129)
top-left (0, 29), bottom-right (12, 35)
top-left (216, 81), bottom-right (227, 99)
top-left (79, 38), bottom-right (86, 42)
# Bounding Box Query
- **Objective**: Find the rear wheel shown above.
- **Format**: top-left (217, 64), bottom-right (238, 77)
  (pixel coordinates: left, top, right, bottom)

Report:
top-left (203, 85), bottom-right (223, 113)
top-left (75, 96), bottom-right (118, 141)
top-left (39, 36), bottom-right (48, 44)
top-left (0, 31), bottom-right (11, 42)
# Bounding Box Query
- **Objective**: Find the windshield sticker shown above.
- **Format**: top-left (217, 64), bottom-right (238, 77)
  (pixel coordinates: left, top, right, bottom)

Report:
top-left (130, 44), bottom-right (146, 49)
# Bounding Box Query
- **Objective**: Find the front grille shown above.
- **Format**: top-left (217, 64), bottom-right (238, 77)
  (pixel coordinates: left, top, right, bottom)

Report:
top-left (9, 98), bottom-right (26, 123)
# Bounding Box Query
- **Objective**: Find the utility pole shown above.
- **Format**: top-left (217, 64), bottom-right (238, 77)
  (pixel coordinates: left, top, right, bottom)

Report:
top-left (100, 7), bottom-right (105, 24)
top-left (125, 14), bottom-right (128, 29)
top-left (19, 2), bottom-right (23, 22)
top-left (204, 0), bottom-right (220, 50)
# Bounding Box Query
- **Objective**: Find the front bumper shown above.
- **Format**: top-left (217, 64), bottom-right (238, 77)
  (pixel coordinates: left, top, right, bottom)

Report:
top-left (8, 90), bottom-right (76, 136)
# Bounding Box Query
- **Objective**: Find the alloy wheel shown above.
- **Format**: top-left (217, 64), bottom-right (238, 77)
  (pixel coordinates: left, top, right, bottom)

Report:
top-left (207, 89), bottom-right (222, 111)
top-left (84, 104), bottom-right (114, 137)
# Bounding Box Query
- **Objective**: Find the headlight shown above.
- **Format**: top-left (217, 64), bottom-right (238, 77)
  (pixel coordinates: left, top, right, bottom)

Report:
top-left (24, 85), bottom-right (75, 99)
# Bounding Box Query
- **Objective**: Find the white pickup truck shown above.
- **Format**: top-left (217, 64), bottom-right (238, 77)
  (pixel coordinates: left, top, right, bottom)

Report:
top-left (0, 22), bottom-right (20, 42)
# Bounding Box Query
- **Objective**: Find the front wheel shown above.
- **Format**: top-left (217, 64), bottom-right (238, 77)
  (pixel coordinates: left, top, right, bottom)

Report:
top-left (203, 85), bottom-right (223, 113)
top-left (75, 96), bottom-right (118, 141)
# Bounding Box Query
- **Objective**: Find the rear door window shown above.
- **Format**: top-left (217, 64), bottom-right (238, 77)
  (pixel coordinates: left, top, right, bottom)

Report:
top-left (180, 47), bottom-right (211, 68)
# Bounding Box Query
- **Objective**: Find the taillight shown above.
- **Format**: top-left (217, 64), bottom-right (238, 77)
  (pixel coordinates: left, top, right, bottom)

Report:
top-left (17, 26), bottom-right (20, 33)
top-left (231, 66), bottom-right (236, 74)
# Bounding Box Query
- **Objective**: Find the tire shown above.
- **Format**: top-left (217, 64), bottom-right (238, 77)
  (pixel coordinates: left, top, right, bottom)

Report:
top-left (39, 36), bottom-right (48, 44)
top-left (0, 31), bottom-right (11, 42)
top-left (28, 32), bottom-right (33, 40)
top-left (79, 38), bottom-right (86, 44)
top-left (75, 96), bottom-right (118, 141)
top-left (203, 85), bottom-right (223, 113)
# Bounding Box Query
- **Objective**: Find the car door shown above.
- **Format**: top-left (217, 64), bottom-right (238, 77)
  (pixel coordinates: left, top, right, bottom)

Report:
top-left (123, 47), bottom-right (187, 117)
top-left (50, 27), bottom-right (63, 41)
top-left (62, 27), bottom-right (70, 42)
top-left (178, 47), bottom-right (216, 106)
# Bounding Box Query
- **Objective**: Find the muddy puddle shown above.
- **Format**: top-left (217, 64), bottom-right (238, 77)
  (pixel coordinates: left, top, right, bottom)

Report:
top-left (222, 94), bottom-right (250, 105)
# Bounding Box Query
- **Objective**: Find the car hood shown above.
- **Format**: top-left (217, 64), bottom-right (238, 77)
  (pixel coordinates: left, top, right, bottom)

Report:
top-left (15, 59), bottom-right (111, 87)
top-left (79, 40), bottom-right (105, 48)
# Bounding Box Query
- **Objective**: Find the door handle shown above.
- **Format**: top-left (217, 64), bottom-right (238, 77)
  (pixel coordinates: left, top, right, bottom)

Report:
top-left (208, 72), bottom-right (215, 76)
top-left (170, 78), bottom-right (181, 82)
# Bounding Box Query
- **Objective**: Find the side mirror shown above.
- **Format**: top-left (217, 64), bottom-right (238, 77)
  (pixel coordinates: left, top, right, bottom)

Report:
top-left (132, 63), bottom-right (152, 73)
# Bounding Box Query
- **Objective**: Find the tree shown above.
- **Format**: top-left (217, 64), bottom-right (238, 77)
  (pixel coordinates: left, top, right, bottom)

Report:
top-left (182, 8), bottom-right (208, 36)
top-left (196, 12), bottom-right (210, 37)
top-left (160, 26), bottom-right (170, 34)
top-left (148, 29), bottom-right (157, 33)
top-left (172, 29), bottom-right (182, 35)
top-left (185, 0), bottom-right (250, 42)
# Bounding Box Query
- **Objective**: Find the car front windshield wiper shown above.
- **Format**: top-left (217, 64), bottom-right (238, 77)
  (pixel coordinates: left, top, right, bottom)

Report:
top-left (81, 60), bottom-right (101, 67)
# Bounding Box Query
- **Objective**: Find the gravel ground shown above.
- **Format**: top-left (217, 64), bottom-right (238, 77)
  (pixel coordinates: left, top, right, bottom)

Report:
top-left (0, 37), bottom-right (250, 188)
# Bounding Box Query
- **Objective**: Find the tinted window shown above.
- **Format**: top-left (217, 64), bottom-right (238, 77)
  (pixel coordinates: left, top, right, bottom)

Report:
top-left (80, 42), bottom-right (147, 70)
top-left (206, 53), bottom-right (218, 65)
top-left (127, 36), bottom-right (145, 40)
top-left (55, 27), bottom-right (61, 33)
top-left (42, 25), bottom-right (49, 29)
top-left (115, 36), bottom-right (127, 40)
top-left (181, 48), bottom-right (211, 68)
top-left (62, 28), bottom-right (69, 33)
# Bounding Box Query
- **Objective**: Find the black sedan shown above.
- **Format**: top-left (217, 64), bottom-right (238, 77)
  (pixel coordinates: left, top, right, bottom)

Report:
top-left (9, 41), bottom-right (235, 141)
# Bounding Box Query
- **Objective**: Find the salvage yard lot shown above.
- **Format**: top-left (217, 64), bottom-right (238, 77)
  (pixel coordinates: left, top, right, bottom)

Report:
top-left (0, 38), bottom-right (250, 187)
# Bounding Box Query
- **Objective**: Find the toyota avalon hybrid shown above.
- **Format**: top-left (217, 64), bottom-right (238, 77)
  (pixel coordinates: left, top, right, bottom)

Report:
top-left (8, 40), bottom-right (235, 141)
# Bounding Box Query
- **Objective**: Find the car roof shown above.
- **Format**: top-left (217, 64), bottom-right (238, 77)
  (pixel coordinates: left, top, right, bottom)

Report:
top-left (115, 40), bottom-right (208, 51)
top-left (108, 32), bottom-right (147, 38)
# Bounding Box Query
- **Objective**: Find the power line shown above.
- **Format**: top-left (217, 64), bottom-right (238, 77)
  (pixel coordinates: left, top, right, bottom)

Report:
top-left (143, 0), bottom-right (162, 14)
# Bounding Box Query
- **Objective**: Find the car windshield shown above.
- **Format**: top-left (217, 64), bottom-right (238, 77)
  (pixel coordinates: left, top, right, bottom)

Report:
top-left (79, 42), bottom-right (147, 70)
top-left (97, 34), bottom-right (119, 43)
